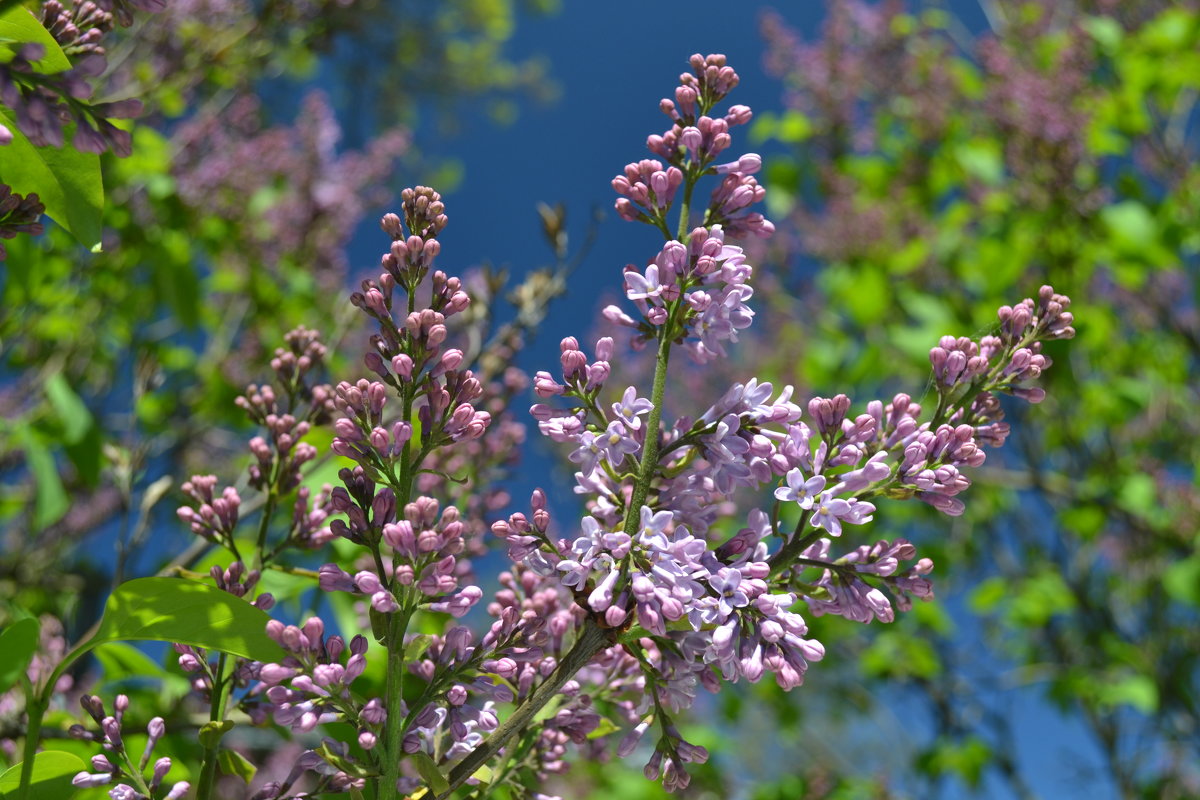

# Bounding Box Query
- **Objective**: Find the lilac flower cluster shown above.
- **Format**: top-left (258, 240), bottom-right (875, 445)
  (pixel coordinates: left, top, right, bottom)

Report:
top-left (615, 53), bottom-right (772, 240)
top-left (603, 228), bottom-right (756, 362)
top-left (256, 619), bottom-right (372, 747)
top-left (178, 326), bottom-right (335, 559)
top-left (0, 185), bottom-right (45, 261)
top-left (41, 0), bottom-right (114, 56)
top-left (0, 0), bottom-right (156, 156)
top-left (0, 617), bottom-right (73, 760)
top-left (978, 21), bottom-right (1099, 214)
top-left (11, 52), bottom-right (1078, 800)
top-left (317, 491), bottom-right (482, 616)
top-left (502, 53), bottom-right (1078, 791)
top-left (758, 3), bottom-right (956, 262)
top-left (70, 694), bottom-right (189, 799)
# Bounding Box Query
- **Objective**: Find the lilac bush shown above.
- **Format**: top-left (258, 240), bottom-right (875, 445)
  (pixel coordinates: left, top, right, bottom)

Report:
top-left (5, 53), bottom-right (1075, 800)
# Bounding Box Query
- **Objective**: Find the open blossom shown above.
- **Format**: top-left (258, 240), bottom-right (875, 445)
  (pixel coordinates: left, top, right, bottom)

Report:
top-left (775, 468), bottom-right (825, 509)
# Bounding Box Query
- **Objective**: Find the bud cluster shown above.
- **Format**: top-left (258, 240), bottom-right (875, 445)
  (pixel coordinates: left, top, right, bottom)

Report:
top-left (71, 695), bottom-right (189, 799)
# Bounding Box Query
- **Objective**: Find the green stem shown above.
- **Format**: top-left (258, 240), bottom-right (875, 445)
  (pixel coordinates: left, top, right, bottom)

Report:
top-left (15, 693), bottom-right (44, 800)
top-left (767, 510), bottom-right (816, 576)
top-left (379, 372), bottom-right (418, 798)
top-left (195, 653), bottom-right (231, 800)
top-left (622, 327), bottom-right (673, 536)
top-left (17, 638), bottom-right (94, 800)
top-left (254, 459), bottom-right (282, 565)
top-left (379, 605), bottom-right (415, 799)
top-left (436, 623), bottom-right (611, 799)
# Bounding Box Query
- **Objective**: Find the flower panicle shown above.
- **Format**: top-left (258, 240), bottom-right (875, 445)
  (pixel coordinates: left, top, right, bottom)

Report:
top-left (614, 52), bottom-right (773, 241)
top-left (521, 54), bottom-right (1079, 793)
top-left (71, 694), bottom-right (189, 800)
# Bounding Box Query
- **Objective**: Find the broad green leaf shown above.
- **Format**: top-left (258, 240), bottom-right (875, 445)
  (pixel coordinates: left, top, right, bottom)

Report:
top-left (217, 749), bottom-right (257, 784)
top-left (776, 110), bottom-right (813, 143)
top-left (1008, 571), bottom-right (1077, 627)
top-left (412, 751), bottom-right (449, 795)
top-left (0, 617), bottom-right (38, 694)
top-left (91, 577), bottom-right (286, 662)
top-left (17, 428), bottom-right (68, 529)
top-left (43, 372), bottom-right (92, 445)
top-left (0, 750), bottom-right (84, 799)
top-left (1117, 473), bottom-right (1157, 518)
top-left (0, 106), bottom-right (103, 247)
top-left (256, 566), bottom-right (313, 606)
top-left (0, 6), bottom-right (71, 73)
top-left (63, 423), bottom-right (102, 488)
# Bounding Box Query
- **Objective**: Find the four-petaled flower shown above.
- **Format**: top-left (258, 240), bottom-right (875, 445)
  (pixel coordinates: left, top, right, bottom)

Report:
top-left (775, 469), bottom-right (825, 510)
top-left (811, 492), bottom-right (852, 536)
top-left (709, 568), bottom-right (750, 617)
top-left (613, 386), bottom-right (654, 430)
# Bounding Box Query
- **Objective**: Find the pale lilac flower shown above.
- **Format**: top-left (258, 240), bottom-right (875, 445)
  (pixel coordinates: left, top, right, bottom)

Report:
top-left (612, 386), bottom-right (654, 430)
top-left (775, 469), bottom-right (825, 509)
top-left (709, 568), bottom-right (750, 617)
top-left (810, 492), bottom-right (852, 535)
top-left (625, 263), bottom-right (665, 302)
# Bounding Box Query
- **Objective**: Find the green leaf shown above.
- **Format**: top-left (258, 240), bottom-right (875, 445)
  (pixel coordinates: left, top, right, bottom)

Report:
top-left (43, 372), bottom-right (92, 445)
top-left (0, 106), bottom-right (103, 248)
top-left (1163, 557), bottom-right (1200, 606)
top-left (0, 617), bottom-right (38, 694)
top-left (776, 110), bottom-right (812, 143)
top-left (217, 749), bottom-right (257, 784)
top-left (91, 577), bottom-right (286, 662)
top-left (403, 634), bottom-right (434, 663)
top-left (1082, 15), bottom-right (1123, 52)
top-left (17, 428), bottom-right (68, 529)
top-left (199, 719), bottom-right (234, 748)
top-left (412, 751), bottom-right (449, 795)
top-left (1098, 674), bottom-right (1159, 713)
top-left (0, 6), bottom-right (72, 74)
top-left (1008, 571), bottom-right (1077, 627)
top-left (1101, 200), bottom-right (1157, 252)
top-left (62, 423), bottom-right (102, 488)
top-left (314, 742), bottom-right (373, 780)
top-left (586, 717), bottom-right (621, 740)
top-left (1117, 473), bottom-right (1157, 518)
top-left (0, 750), bottom-right (84, 799)
top-left (968, 577), bottom-right (1006, 613)
top-left (955, 140), bottom-right (1004, 186)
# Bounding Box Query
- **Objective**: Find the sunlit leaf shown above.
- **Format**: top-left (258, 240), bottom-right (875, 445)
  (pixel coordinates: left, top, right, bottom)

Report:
top-left (92, 577), bottom-right (285, 662)
top-left (0, 750), bottom-right (84, 800)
